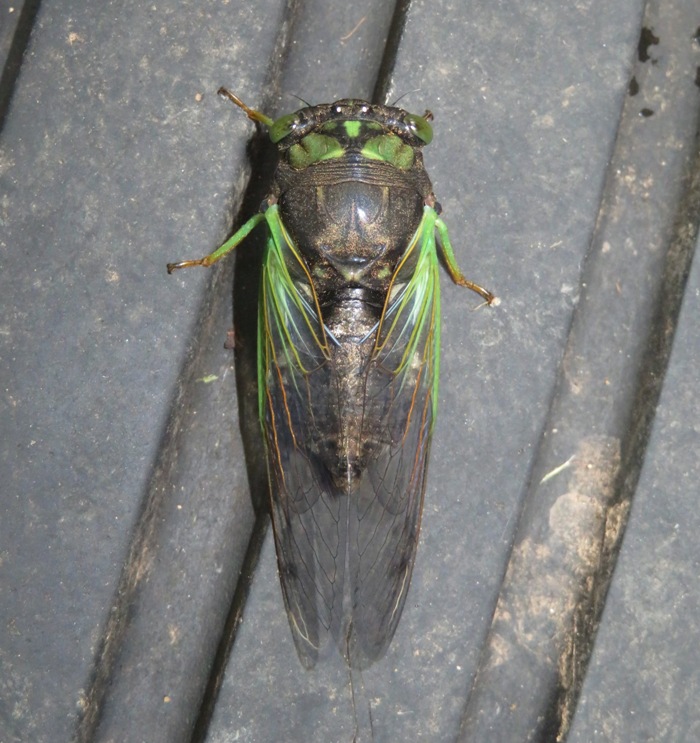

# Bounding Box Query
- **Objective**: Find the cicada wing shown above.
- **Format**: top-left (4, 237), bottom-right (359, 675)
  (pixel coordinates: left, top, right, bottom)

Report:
top-left (347, 212), bottom-right (442, 668)
top-left (259, 207), bottom-right (346, 668)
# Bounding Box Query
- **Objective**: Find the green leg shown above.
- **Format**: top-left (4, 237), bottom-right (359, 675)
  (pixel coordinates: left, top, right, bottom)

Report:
top-left (167, 212), bottom-right (265, 273)
top-left (435, 216), bottom-right (496, 305)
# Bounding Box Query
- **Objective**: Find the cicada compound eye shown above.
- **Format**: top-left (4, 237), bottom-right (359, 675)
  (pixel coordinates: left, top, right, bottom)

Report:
top-left (405, 113), bottom-right (433, 145)
top-left (269, 112), bottom-right (300, 143)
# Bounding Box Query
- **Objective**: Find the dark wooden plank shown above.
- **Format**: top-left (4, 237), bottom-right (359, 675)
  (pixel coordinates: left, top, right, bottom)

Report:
top-left (459, 0), bottom-right (700, 738)
top-left (0, 2), bottom-right (289, 741)
top-left (2, 0), bottom-right (698, 741)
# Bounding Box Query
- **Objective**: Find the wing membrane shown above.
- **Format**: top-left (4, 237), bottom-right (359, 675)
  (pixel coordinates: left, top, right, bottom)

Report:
top-left (259, 205), bottom-right (346, 668)
top-left (347, 208), bottom-right (442, 667)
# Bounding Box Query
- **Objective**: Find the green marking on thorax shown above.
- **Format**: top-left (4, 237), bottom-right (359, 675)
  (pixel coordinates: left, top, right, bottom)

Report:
top-left (343, 120), bottom-right (362, 138)
top-left (289, 133), bottom-right (345, 169)
top-left (286, 119), bottom-right (416, 170)
top-left (361, 133), bottom-right (415, 170)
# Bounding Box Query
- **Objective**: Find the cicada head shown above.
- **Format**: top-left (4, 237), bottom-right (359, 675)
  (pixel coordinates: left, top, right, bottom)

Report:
top-left (266, 100), bottom-right (434, 172)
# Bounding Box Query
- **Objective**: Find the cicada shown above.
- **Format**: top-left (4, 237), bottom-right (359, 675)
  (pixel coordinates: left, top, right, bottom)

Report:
top-left (168, 89), bottom-right (494, 669)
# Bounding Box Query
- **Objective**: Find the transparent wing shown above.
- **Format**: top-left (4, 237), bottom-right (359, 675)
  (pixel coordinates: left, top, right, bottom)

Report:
top-left (259, 205), bottom-right (346, 668)
top-left (346, 210), bottom-right (442, 668)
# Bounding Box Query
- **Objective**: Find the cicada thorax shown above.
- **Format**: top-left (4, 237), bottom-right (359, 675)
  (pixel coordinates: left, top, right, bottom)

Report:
top-left (268, 103), bottom-right (435, 492)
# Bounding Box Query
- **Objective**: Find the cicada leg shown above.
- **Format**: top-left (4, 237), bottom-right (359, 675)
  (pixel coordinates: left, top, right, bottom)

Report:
top-left (166, 212), bottom-right (265, 273)
top-left (435, 216), bottom-right (496, 305)
top-left (217, 87), bottom-right (274, 127)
